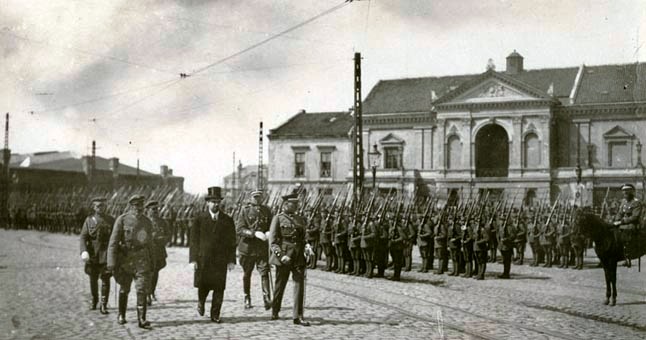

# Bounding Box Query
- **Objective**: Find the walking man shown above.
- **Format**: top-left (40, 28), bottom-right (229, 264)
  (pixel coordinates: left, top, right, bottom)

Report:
top-left (189, 187), bottom-right (237, 323)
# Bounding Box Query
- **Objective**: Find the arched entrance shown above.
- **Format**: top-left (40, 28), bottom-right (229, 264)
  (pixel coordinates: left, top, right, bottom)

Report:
top-left (476, 124), bottom-right (509, 177)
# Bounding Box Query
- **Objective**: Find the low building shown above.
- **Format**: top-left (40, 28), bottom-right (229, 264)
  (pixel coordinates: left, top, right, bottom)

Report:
top-left (222, 163), bottom-right (268, 199)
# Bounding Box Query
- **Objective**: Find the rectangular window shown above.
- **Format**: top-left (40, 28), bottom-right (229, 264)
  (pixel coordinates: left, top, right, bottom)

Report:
top-left (294, 152), bottom-right (305, 177)
top-left (320, 152), bottom-right (331, 177)
top-left (608, 141), bottom-right (629, 167)
top-left (384, 147), bottom-right (401, 169)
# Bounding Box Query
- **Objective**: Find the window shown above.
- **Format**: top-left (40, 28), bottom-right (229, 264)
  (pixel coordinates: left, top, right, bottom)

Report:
top-left (524, 133), bottom-right (540, 168)
top-left (608, 141), bottom-right (629, 167)
top-left (447, 135), bottom-right (461, 169)
top-left (384, 146), bottom-right (402, 169)
top-left (294, 152), bottom-right (305, 177)
top-left (320, 152), bottom-right (331, 177)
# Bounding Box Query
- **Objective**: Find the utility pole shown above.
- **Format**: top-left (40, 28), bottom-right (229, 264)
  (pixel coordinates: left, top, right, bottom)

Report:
top-left (1, 113), bottom-right (10, 227)
top-left (232, 152), bottom-right (236, 199)
top-left (352, 52), bottom-right (364, 203)
top-left (258, 121), bottom-right (264, 190)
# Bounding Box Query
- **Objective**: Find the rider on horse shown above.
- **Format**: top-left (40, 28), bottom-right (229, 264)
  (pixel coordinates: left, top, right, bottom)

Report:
top-left (612, 183), bottom-right (642, 267)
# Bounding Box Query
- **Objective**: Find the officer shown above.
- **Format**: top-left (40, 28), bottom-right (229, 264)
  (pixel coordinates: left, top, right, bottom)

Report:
top-left (145, 200), bottom-right (171, 305)
top-left (236, 190), bottom-right (272, 310)
top-left (107, 195), bottom-right (155, 329)
top-left (433, 214), bottom-right (449, 275)
top-left (268, 192), bottom-right (314, 326)
top-left (497, 215), bottom-right (516, 279)
top-left (417, 216), bottom-right (433, 273)
top-left (80, 197), bottom-right (115, 314)
top-left (613, 183), bottom-right (642, 267)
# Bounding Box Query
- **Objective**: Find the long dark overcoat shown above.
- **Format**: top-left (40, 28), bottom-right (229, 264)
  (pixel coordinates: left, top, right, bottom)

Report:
top-left (189, 211), bottom-right (237, 291)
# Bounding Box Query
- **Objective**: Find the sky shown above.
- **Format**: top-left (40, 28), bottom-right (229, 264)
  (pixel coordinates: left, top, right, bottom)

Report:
top-left (1, 0), bottom-right (645, 193)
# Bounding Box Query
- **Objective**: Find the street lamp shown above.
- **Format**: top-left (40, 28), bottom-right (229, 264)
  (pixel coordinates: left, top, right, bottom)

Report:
top-left (368, 144), bottom-right (381, 190)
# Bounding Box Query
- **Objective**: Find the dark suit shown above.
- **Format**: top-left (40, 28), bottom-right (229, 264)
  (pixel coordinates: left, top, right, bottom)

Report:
top-left (189, 210), bottom-right (237, 319)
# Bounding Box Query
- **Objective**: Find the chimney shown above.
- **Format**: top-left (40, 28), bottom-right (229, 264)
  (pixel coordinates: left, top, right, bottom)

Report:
top-left (506, 50), bottom-right (524, 75)
top-left (168, 169), bottom-right (173, 176)
top-left (160, 165), bottom-right (169, 177)
top-left (109, 157), bottom-right (119, 178)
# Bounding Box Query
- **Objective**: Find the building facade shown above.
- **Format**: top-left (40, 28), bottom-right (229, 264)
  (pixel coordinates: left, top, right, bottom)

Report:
top-left (268, 51), bottom-right (646, 204)
top-left (222, 164), bottom-right (268, 199)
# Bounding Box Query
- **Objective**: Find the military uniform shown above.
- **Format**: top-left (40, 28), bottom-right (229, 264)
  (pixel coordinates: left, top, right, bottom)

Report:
top-left (497, 220), bottom-right (516, 279)
top-left (320, 214), bottom-right (336, 271)
top-left (527, 220), bottom-right (542, 267)
top-left (433, 216), bottom-right (448, 274)
top-left (417, 219), bottom-right (434, 273)
top-left (236, 193), bottom-right (272, 310)
top-left (388, 218), bottom-right (408, 281)
top-left (268, 194), bottom-right (311, 325)
top-left (146, 202), bottom-right (171, 305)
top-left (473, 221), bottom-right (489, 280)
top-left (80, 202), bottom-right (115, 313)
top-left (539, 220), bottom-right (556, 267)
top-left (107, 196), bottom-right (155, 328)
top-left (556, 220), bottom-right (571, 269)
top-left (374, 219), bottom-right (390, 277)
top-left (403, 217), bottom-right (417, 272)
top-left (348, 220), bottom-right (363, 276)
top-left (447, 218), bottom-right (462, 276)
top-left (333, 215), bottom-right (349, 274)
top-left (460, 220), bottom-right (475, 277)
top-left (305, 213), bottom-right (320, 270)
top-left (360, 218), bottom-right (377, 278)
top-left (513, 219), bottom-right (527, 265)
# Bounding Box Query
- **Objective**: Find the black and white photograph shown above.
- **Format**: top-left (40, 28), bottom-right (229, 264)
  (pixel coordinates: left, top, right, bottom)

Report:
top-left (1, 0), bottom-right (646, 339)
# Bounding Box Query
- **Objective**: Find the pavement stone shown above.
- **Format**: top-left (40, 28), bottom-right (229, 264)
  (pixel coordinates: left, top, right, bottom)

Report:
top-left (1, 229), bottom-right (645, 340)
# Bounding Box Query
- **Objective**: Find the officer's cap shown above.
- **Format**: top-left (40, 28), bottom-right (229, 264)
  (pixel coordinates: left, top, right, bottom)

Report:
top-left (145, 200), bottom-right (159, 209)
top-left (282, 193), bottom-right (299, 202)
top-left (91, 197), bottom-right (107, 204)
top-left (251, 190), bottom-right (263, 197)
top-left (621, 183), bottom-right (635, 191)
top-left (128, 195), bottom-right (146, 205)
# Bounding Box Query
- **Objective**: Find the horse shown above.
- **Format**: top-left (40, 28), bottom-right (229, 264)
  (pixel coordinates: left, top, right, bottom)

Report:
top-left (572, 207), bottom-right (646, 306)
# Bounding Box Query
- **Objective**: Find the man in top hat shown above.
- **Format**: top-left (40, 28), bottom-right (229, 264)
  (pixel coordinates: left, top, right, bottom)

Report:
top-left (236, 190), bottom-right (273, 310)
top-left (613, 183), bottom-right (642, 267)
top-left (107, 195), bottom-right (155, 329)
top-left (268, 192), bottom-right (314, 326)
top-left (189, 186), bottom-right (236, 323)
top-left (80, 197), bottom-right (115, 314)
top-left (145, 200), bottom-right (171, 305)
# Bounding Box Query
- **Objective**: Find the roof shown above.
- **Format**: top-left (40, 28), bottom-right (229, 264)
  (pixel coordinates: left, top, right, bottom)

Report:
top-left (363, 61), bottom-right (646, 114)
top-left (28, 156), bottom-right (155, 176)
top-left (223, 164), bottom-right (267, 180)
top-left (269, 111), bottom-right (353, 139)
top-left (574, 63), bottom-right (646, 104)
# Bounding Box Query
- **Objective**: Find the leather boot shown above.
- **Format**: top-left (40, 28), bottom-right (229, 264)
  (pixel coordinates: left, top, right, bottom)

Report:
top-left (90, 279), bottom-right (99, 310)
top-left (261, 275), bottom-right (272, 310)
top-left (137, 305), bottom-right (151, 329)
top-left (418, 259), bottom-right (427, 273)
top-left (100, 281), bottom-right (110, 314)
top-left (117, 292), bottom-right (127, 324)
top-left (244, 295), bottom-right (252, 309)
top-left (364, 261), bottom-right (373, 278)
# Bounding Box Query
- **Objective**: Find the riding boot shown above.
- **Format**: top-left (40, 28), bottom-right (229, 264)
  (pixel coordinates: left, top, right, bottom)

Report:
top-left (418, 259), bottom-right (427, 273)
top-left (136, 303), bottom-right (151, 329)
top-left (261, 275), bottom-right (272, 310)
top-left (518, 253), bottom-right (524, 266)
top-left (90, 279), bottom-right (99, 310)
top-left (364, 261), bottom-right (373, 278)
top-left (243, 276), bottom-right (252, 309)
top-left (117, 292), bottom-right (128, 324)
top-left (100, 281), bottom-right (110, 315)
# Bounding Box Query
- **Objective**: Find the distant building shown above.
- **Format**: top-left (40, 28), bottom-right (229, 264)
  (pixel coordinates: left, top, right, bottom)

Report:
top-left (8, 151), bottom-right (183, 192)
top-left (267, 110), bottom-right (353, 195)
top-left (222, 164), bottom-right (268, 199)
top-left (267, 51), bottom-right (646, 205)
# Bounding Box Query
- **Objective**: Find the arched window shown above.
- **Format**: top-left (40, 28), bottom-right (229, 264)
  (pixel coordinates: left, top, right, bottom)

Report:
top-left (524, 133), bottom-right (540, 168)
top-left (447, 135), bottom-right (461, 169)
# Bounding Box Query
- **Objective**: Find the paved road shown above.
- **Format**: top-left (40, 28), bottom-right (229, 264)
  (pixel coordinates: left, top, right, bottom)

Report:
top-left (1, 229), bottom-right (645, 339)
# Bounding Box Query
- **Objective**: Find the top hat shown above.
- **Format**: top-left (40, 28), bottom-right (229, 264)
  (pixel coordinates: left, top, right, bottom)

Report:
top-left (128, 195), bottom-right (145, 205)
top-left (205, 186), bottom-right (224, 201)
top-left (621, 183), bottom-right (635, 191)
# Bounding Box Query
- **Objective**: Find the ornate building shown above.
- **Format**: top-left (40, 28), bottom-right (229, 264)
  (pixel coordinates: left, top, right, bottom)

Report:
top-left (268, 51), bottom-right (646, 204)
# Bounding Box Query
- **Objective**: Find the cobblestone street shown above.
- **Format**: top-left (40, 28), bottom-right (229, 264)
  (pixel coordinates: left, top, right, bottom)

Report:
top-left (1, 229), bottom-right (645, 340)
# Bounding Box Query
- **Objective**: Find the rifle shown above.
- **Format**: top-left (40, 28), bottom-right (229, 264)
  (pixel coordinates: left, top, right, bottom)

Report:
top-left (599, 187), bottom-right (610, 219)
top-left (544, 193), bottom-right (561, 227)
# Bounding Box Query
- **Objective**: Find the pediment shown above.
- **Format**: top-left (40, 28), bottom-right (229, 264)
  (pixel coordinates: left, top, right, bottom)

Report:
top-left (434, 70), bottom-right (554, 106)
top-left (447, 79), bottom-right (542, 104)
top-left (379, 133), bottom-right (405, 145)
top-left (603, 125), bottom-right (635, 139)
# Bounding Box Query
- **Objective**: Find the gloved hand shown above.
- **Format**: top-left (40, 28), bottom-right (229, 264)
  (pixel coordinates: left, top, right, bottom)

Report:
top-left (304, 244), bottom-right (314, 258)
top-left (190, 262), bottom-right (198, 271)
top-left (613, 221), bottom-right (621, 226)
top-left (80, 251), bottom-right (90, 262)
top-left (255, 231), bottom-right (267, 241)
top-left (280, 255), bottom-right (291, 265)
